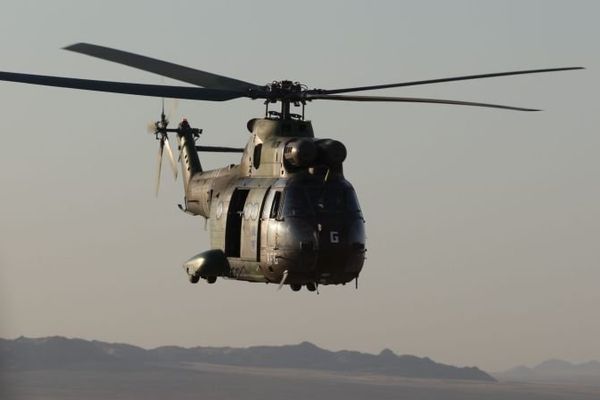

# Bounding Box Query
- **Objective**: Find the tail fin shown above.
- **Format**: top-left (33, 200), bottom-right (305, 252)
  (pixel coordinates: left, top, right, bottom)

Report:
top-left (176, 119), bottom-right (203, 195)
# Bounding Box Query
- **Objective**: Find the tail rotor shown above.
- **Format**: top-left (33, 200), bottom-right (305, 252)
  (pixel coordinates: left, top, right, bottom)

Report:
top-left (150, 99), bottom-right (179, 196)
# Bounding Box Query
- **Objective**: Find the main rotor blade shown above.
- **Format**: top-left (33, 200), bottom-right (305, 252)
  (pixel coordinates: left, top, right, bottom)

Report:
top-left (64, 43), bottom-right (263, 91)
top-left (163, 136), bottom-right (178, 180)
top-left (307, 94), bottom-right (540, 111)
top-left (0, 71), bottom-right (245, 101)
top-left (313, 67), bottom-right (584, 95)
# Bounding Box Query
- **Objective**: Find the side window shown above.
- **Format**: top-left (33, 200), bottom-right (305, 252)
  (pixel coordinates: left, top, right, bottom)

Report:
top-left (270, 191), bottom-right (281, 219)
top-left (253, 144), bottom-right (262, 169)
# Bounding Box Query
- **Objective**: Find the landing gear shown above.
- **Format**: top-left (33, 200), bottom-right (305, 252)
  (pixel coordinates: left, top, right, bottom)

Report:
top-left (288, 283), bottom-right (318, 292)
top-left (186, 270), bottom-right (215, 284)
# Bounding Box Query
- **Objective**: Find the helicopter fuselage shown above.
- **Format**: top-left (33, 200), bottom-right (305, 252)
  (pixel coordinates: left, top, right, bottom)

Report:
top-left (180, 118), bottom-right (366, 289)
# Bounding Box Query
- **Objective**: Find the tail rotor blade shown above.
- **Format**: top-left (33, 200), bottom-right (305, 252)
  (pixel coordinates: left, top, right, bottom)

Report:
top-left (147, 121), bottom-right (157, 134)
top-left (155, 138), bottom-right (164, 197)
top-left (164, 135), bottom-right (178, 180)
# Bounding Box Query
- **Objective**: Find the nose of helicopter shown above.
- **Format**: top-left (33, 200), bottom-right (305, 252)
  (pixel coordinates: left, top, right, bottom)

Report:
top-left (314, 216), bottom-right (366, 285)
top-left (273, 215), bottom-right (366, 286)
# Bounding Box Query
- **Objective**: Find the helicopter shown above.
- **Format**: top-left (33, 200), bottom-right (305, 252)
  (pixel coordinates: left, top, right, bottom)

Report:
top-left (0, 43), bottom-right (582, 292)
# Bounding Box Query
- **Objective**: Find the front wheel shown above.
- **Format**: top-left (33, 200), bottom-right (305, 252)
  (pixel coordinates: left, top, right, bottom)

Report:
top-left (290, 283), bottom-right (302, 292)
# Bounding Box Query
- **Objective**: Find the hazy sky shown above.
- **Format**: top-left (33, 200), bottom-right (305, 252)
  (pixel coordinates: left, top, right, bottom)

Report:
top-left (0, 0), bottom-right (598, 371)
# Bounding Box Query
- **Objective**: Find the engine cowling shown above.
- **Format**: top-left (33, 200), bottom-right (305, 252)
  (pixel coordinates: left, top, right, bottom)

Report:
top-left (316, 139), bottom-right (347, 165)
top-left (284, 138), bottom-right (317, 167)
top-left (283, 138), bottom-right (347, 170)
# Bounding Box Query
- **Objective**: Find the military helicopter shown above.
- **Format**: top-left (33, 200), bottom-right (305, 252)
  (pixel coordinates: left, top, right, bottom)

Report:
top-left (0, 43), bottom-right (582, 292)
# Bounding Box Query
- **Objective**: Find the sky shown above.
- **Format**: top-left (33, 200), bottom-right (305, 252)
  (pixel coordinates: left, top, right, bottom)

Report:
top-left (0, 0), bottom-right (598, 371)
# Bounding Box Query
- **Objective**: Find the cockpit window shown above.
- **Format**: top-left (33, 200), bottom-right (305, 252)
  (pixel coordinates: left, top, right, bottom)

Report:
top-left (280, 184), bottom-right (362, 217)
top-left (307, 186), bottom-right (345, 213)
top-left (281, 186), bottom-right (312, 217)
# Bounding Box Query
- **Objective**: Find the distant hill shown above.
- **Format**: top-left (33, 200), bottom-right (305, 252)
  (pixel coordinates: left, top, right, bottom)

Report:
top-left (494, 359), bottom-right (600, 385)
top-left (0, 336), bottom-right (494, 382)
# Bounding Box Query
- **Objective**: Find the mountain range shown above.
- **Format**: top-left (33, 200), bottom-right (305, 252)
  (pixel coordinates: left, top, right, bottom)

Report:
top-left (0, 336), bottom-right (495, 382)
top-left (494, 359), bottom-right (600, 385)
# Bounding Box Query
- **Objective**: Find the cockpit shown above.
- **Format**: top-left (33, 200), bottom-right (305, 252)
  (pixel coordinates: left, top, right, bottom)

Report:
top-left (278, 181), bottom-right (362, 219)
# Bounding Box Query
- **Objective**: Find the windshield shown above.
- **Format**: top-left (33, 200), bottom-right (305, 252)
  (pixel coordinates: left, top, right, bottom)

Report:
top-left (281, 186), bottom-right (311, 217)
top-left (280, 184), bottom-right (362, 217)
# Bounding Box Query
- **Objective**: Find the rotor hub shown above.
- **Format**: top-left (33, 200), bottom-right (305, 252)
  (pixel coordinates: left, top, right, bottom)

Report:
top-left (265, 80), bottom-right (306, 102)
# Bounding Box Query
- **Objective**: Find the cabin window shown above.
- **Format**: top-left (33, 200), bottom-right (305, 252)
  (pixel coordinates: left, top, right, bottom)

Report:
top-left (253, 144), bottom-right (262, 169)
top-left (270, 191), bottom-right (282, 219)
